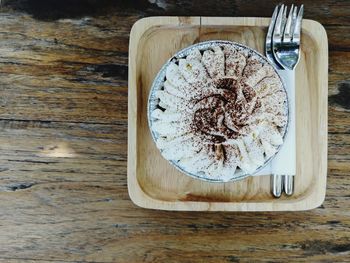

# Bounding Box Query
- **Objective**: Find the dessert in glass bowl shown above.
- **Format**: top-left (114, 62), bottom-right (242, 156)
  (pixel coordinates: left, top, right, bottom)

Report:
top-left (148, 41), bottom-right (288, 182)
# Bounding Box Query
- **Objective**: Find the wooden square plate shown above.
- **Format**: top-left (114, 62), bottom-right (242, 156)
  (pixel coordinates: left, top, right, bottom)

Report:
top-left (128, 16), bottom-right (328, 211)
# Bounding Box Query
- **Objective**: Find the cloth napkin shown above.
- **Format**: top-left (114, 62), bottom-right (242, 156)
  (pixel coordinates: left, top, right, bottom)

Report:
top-left (253, 69), bottom-right (296, 176)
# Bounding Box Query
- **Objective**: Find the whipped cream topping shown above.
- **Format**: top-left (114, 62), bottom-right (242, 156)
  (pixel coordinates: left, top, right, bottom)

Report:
top-left (150, 43), bottom-right (288, 181)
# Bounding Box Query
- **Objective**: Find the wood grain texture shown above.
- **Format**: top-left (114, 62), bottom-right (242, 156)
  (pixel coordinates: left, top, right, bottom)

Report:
top-left (0, 0), bottom-right (349, 262)
top-left (128, 17), bottom-right (328, 211)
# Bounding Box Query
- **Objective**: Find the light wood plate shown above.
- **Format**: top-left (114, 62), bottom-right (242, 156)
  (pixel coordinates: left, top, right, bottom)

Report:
top-left (128, 17), bottom-right (328, 211)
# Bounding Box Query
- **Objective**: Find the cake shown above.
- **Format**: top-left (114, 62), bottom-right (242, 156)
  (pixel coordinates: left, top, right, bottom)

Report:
top-left (148, 41), bottom-right (288, 182)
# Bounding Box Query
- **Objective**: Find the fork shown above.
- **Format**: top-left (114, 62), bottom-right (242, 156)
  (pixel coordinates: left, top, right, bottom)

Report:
top-left (265, 5), bottom-right (284, 198)
top-left (266, 4), bottom-right (303, 197)
top-left (274, 4), bottom-right (303, 197)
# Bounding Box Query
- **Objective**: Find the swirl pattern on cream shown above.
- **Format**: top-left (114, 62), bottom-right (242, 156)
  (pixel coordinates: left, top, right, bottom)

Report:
top-left (150, 44), bottom-right (288, 181)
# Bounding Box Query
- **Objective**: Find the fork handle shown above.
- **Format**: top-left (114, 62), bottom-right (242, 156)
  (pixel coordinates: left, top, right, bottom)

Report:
top-left (271, 70), bottom-right (296, 176)
top-left (270, 70), bottom-right (296, 198)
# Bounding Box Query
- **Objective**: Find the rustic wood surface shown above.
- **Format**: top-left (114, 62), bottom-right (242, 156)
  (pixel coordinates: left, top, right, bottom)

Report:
top-left (0, 0), bottom-right (349, 262)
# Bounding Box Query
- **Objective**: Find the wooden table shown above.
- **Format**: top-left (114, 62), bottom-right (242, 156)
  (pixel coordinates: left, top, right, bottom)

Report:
top-left (0, 0), bottom-right (349, 262)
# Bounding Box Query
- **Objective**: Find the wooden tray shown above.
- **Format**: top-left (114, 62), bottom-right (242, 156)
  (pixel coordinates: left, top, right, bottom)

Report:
top-left (128, 16), bottom-right (328, 211)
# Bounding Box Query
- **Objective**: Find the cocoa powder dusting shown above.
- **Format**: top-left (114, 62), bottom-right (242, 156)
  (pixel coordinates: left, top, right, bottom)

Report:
top-left (191, 77), bottom-right (261, 151)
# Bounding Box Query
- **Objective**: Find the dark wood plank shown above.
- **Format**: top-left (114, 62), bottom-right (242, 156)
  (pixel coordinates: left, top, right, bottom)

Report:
top-left (0, 13), bottom-right (129, 123)
top-left (4, 0), bottom-right (349, 26)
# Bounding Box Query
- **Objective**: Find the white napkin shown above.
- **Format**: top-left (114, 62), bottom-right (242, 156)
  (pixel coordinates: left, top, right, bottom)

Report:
top-left (253, 69), bottom-right (296, 176)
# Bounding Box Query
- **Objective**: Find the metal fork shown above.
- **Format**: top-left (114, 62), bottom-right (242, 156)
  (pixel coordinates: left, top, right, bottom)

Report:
top-left (266, 4), bottom-right (303, 198)
top-left (274, 4), bottom-right (303, 197)
top-left (273, 4), bottom-right (304, 70)
top-left (265, 5), bottom-right (284, 198)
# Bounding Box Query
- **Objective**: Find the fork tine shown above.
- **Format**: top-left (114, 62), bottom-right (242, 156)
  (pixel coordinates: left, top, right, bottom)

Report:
top-left (274, 4), bottom-right (284, 38)
top-left (292, 5), bottom-right (304, 43)
top-left (266, 5), bottom-right (283, 69)
top-left (283, 4), bottom-right (294, 42)
top-left (290, 5), bottom-right (298, 39)
top-left (267, 5), bottom-right (280, 41)
top-left (281, 5), bottom-right (288, 32)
